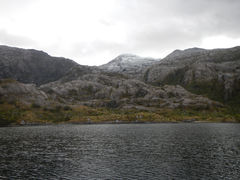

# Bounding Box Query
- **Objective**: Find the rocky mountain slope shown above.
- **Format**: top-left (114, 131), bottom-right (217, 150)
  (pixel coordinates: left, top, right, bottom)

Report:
top-left (100, 54), bottom-right (159, 79)
top-left (144, 46), bottom-right (240, 104)
top-left (0, 45), bottom-right (78, 85)
top-left (0, 79), bottom-right (50, 106)
top-left (1, 45), bottom-right (239, 111)
top-left (1, 45), bottom-right (240, 125)
top-left (39, 65), bottom-right (221, 110)
top-left (0, 66), bottom-right (221, 110)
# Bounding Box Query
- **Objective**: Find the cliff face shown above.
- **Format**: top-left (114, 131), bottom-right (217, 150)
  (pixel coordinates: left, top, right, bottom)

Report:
top-left (0, 45), bottom-right (78, 85)
top-left (144, 47), bottom-right (240, 103)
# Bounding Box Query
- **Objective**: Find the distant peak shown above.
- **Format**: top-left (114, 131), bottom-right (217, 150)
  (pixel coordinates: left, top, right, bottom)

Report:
top-left (183, 47), bottom-right (205, 52)
top-left (170, 49), bottom-right (182, 54)
top-left (111, 54), bottom-right (158, 63)
top-left (116, 54), bottom-right (138, 58)
top-left (166, 47), bottom-right (206, 59)
top-left (99, 53), bottom-right (158, 71)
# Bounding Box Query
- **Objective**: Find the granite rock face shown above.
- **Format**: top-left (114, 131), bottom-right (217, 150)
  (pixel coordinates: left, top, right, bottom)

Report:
top-left (40, 66), bottom-right (222, 109)
top-left (144, 46), bottom-right (240, 102)
top-left (0, 45), bottom-right (78, 85)
top-left (0, 79), bottom-right (50, 106)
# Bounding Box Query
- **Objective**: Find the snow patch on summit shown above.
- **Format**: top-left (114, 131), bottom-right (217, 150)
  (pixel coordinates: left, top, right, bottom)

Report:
top-left (99, 54), bottom-right (160, 72)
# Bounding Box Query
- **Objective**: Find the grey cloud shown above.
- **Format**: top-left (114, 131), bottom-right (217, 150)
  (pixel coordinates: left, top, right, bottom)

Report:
top-left (0, 0), bottom-right (34, 14)
top-left (70, 41), bottom-right (127, 58)
top-left (131, 26), bottom-right (201, 50)
top-left (0, 29), bottom-right (36, 47)
top-left (0, 0), bottom-right (240, 65)
top-left (111, 0), bottom-right (240, 54)
top-left (69, 0), bottom-right (240, 63)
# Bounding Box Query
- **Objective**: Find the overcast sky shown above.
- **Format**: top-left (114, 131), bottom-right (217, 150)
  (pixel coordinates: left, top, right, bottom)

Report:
top-left (0, 0), bottom-right (240, 65)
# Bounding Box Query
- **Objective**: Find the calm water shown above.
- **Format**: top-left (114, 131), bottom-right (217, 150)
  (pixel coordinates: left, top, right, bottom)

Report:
top-left (0, 123), bottom-right (239, 179)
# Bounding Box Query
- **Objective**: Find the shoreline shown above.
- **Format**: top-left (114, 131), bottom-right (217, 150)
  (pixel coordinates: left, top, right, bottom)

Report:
top-left (1, 120), bottom-right (239, 128)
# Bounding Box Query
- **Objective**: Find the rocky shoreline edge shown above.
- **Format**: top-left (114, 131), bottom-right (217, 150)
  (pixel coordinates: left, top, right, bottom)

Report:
top-left (1, 119), bottom-right (238, 128)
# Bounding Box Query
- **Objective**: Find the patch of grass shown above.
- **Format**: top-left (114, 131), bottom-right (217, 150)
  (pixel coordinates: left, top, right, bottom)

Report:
top-left (0, 103), bottom-right (23, 126)
top-left (0, 79), bottom-right (17, 85)
top-left (0, 99), bottom-right (239, 126)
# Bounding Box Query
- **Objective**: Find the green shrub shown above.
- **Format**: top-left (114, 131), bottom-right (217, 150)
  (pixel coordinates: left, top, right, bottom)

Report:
top-left (0, 100), bottom-right (4, 104)
top-left (8, 100), bottom-right (17, 105)
top-left (63, 106), bottom-right (72, 111)
top-left (0, 109), bottom-right (21, 126)
top-left (55, 105), bottom-right (62, 112)
top-left (43, 107), bottom-right (49, 111)
top-left (31, 103), bottom-right (41, 108)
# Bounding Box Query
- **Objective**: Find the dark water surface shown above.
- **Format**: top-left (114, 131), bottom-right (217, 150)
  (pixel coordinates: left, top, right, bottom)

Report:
top-left (0, 123), bottom-right (239, 179)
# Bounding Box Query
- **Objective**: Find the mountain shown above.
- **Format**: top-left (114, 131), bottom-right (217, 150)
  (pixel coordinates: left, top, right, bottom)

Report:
top-left (0, 45), bottom-right (237, 109)
top-left (99, 54), bottom-right (159, 79)
top-left (1, 45), bottom-right (239, 107)
top-left (0, 45), bottom-right (78, 85)
top-left (1, 45), bottom-right (240, 125)
top-left (144, 46), bottom-right (240, 104)
top-left (38, 65), bottom-right (221, 110)
top-left (0, 65), bottom-right (220, 111)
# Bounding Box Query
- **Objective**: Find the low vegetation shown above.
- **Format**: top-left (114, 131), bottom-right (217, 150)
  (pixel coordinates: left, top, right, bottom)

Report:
top-left (0, 100), bottom-right (239, 126)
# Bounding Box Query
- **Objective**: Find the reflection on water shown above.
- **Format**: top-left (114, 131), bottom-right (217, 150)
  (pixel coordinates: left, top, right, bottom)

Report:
top-left (0, 123), bottom-right (239, 179)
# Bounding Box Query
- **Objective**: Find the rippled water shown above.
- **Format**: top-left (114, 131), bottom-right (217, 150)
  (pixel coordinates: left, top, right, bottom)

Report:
top-left (0, 123), bottom-right (239, 179)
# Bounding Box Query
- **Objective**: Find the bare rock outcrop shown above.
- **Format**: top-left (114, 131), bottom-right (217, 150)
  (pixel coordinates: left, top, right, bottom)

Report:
top-left (0, 79), bottom-right (50, 105)
top-left (40, 67), bottom-right (222, 109)
top-left (144, 46), bottom-right (240, 102)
